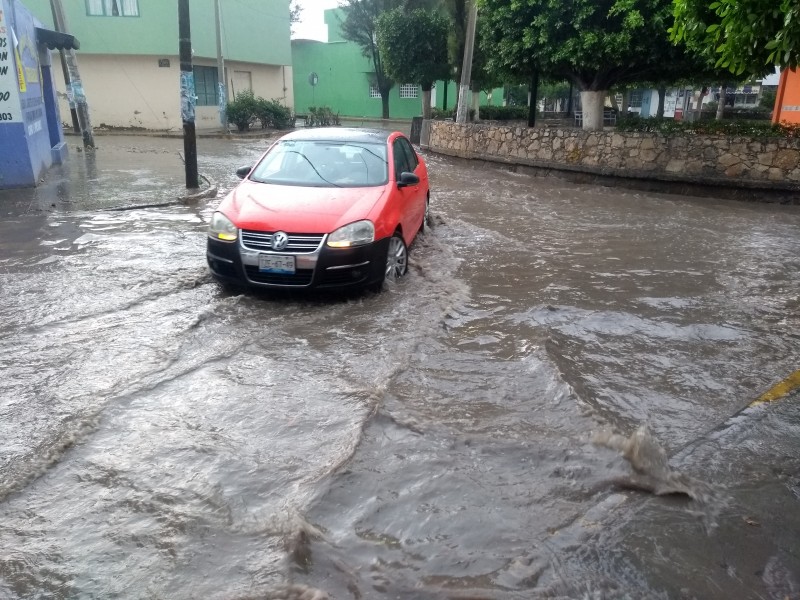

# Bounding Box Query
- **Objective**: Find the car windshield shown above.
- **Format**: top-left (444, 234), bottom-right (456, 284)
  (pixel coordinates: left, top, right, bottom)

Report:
top-left (249, 140), bottom-right (389, 187)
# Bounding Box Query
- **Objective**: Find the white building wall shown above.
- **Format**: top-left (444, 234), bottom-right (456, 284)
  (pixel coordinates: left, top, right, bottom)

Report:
top-left (51, 54), bottom-right (293, 131)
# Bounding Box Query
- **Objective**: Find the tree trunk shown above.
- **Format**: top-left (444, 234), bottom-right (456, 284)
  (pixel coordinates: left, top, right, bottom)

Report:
top-left (381, 93), bottom-right (390, 119)
top-left (422, 88), bottom-right (432, 120)
top-left (657, 87), bottom-right (666, 118)
top-left (580, 90), bottom-right (605, 130)
top-left (716, 86), bottom-right (726, 120)
top-left (442, 79), bottom-right (449, 111)
top-left (566, 81), bottom-right (574, 116)
top-left (621, 90), bottom-right (630, 115)
top-left (693, 87), bottom-right (706, 122)
top-left (471, 89), bottom-right (480, 121)
top-left (528, 71), bottom-right (539, 127)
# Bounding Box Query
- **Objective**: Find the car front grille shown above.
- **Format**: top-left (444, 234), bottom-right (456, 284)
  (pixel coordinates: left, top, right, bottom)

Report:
top-left (241, 230), bottom-right (324, 253)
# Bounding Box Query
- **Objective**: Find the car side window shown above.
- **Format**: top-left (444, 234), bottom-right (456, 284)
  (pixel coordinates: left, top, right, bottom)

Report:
top-left (393, 139), bottom-right (411, 178)
top-left (399, 138), bottom-right (418, 172)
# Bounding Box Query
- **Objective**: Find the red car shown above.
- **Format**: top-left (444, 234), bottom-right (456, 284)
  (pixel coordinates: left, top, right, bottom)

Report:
top-left (207, 128), bottom-right (430, 292)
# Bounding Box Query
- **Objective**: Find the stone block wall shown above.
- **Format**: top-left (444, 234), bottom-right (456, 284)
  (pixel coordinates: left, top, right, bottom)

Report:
top-left (424, 121), bottom-right (800, 193)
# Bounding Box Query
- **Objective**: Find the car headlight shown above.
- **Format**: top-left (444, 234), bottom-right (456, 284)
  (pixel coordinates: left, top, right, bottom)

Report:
top-left (209, 211), bottom-right (238, 241)
top-left (327, 220), bottom-right (375, 248)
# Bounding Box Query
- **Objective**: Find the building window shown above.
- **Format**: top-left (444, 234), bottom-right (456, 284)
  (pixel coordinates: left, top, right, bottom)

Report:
top-left (399, 83), bottom-right (419, 99)
top-left (194, 66), bottom-right (218, 107)
top-left (369, 84), bottom-right (381, 99)
top-left (86, 0), bottom-right (140, 16)
top-left (628, 89), bottom-right (643, 108)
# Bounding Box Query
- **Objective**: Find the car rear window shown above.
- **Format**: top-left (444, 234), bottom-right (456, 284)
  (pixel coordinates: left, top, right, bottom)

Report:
top-left (250, 140), bottom-right (389, 187)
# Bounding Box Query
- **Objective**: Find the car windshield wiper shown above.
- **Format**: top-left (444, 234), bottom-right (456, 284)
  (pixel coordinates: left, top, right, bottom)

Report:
top-left (341, 143), bottom-right (388, 164)
top-left (283, 150), bottom-right (341, 187)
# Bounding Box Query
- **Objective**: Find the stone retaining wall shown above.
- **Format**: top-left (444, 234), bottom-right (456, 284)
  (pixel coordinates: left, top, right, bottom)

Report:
top-left (422, 120), bottom-right (800, 198)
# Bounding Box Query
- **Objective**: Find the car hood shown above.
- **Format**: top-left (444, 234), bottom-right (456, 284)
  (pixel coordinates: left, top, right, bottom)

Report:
top-left (221, 181), bottom-right (388, 233)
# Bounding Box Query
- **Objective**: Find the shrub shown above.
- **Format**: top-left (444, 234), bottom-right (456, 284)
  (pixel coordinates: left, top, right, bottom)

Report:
top-left (479, 105), bottom-right (529, 121)
top-left (305, 106), bottom-right (340, 127)
top-left (431, 107), bottom-right (455, 120)
top-left (254, 97), bottom-right (294, 129)
top-left (760, 89), bottom-right (777, 111)
top-left (430, 107), bottom-right (476, 121)
top-left (615, 115), bottom-right (796, 138)
top-left (226, 89), bottom-right (258, 131)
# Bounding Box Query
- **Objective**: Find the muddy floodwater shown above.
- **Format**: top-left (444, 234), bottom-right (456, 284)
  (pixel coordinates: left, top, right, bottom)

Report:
top-left (1, 134), bottom-right (799, 599)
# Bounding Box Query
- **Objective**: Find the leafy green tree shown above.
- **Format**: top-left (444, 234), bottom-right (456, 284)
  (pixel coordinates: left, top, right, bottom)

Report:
top-left (479, 0), bottom-right (705, 129)
top-left (339, 0), bottom-right (432, 118)
top-left (376, 8), bottom-right (450, 119)
top-left (441, 0), bottom-right (468, 110)
top-left (672, 0), bottom-right (800, 75)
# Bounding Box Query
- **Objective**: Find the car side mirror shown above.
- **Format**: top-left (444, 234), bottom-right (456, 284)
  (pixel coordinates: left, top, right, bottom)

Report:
top-left (397, 171), bottom-right (419, 188)
top-left (236, 165), bottom-right (252, 179)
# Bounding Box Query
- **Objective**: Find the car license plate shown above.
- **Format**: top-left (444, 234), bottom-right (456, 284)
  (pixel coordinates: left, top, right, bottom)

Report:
top-left (259, 254), bottom-right (295, 274)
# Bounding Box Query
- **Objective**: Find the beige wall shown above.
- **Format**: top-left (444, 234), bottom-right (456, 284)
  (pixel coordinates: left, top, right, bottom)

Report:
top-left (52, 54), bottom-right (293, 131)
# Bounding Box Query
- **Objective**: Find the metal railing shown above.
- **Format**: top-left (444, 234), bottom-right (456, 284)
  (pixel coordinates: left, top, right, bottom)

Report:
top-left (573, 110), bottom-right (618, 127)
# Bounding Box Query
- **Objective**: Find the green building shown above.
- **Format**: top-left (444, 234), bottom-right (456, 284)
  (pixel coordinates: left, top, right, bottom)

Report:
top-left (292, 8), bottom-right (498, 121)
top-left (24, 0), bottom-right (293, 130)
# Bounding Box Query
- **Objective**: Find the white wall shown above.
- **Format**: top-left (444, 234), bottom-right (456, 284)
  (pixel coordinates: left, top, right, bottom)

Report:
top-left (51, 54), bottom-right (293, 131)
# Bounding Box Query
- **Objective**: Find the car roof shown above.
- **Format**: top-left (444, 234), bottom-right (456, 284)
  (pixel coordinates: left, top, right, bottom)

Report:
top-left (278, 127), bottom-right (397, 144)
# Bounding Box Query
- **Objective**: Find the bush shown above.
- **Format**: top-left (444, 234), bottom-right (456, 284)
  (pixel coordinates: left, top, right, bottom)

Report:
top-left (431, 107), bottom-right (455, 120)
top-left (760, 89), bottom-right (777, 111)
top-left (479, 105), bottom-right (529, 121)
top-left (305, 106), bottom-right (340, 127)
top-left (226, 91), bottom-right (294, 131)
top-left (430, 107), bottom-right (476, 121)
top-left (226, 89), bottom-right (258, 131)
top-left (254, 97), bottom-right (294, 129)
top-left (615, 115), bottom-right (798, 137)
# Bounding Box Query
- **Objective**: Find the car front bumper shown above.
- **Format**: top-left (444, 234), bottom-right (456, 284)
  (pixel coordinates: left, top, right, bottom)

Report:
top-left (207, 235), bottom-right (389, 290)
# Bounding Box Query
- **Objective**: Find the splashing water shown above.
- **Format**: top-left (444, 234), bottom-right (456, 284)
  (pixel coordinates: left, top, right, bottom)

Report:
top-left (593, 425), bottom-right (716, 502)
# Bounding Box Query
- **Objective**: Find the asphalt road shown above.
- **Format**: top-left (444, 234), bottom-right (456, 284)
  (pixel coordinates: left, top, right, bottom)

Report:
top-left (0, 133), bottom-right (798, 599)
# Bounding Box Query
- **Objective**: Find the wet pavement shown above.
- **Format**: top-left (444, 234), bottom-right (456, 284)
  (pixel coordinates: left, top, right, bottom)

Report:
top-left (0, 133), bottom-right (799, 599)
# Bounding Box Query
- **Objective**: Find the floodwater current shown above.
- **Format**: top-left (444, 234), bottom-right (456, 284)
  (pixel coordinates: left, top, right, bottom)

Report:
top-left (0, 135), bottom-right (799, 599)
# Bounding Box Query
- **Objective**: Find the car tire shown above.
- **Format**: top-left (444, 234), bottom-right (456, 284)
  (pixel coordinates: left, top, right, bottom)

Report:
top-left (419, 195), bottom-right (430, 234)
top-left (385, 232), bottom-right (409, 280)
top-left (368, 232), bottom-right (408, 293)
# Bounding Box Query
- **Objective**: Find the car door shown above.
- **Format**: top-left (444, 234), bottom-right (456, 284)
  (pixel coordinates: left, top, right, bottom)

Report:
top-left (392, 137), bottom-right (426, 243)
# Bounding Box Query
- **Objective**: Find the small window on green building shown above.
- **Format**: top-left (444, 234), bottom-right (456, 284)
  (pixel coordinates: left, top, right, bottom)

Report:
top-left (86, 0), bottom-right (140, 16)
top-left (194, 66), bottom-right (218, 107)
top-left (399, 84), bottom-right (418, 99)
top-left (369, 85), bottom-right (381, 99)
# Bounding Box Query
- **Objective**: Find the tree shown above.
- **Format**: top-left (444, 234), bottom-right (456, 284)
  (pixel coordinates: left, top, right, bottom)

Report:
top-left (479, 0), bottom-right (703, 129)
top-left (339, 0), bottom-right (432, 118)
top-left (442, 0), bottom-right (468, 110)
top-left (290, 0), bottom-right (302, 30)
top-left (376, 8), bottom-right (450, 119)
top-left (672, 0), bottom-right (800, 75)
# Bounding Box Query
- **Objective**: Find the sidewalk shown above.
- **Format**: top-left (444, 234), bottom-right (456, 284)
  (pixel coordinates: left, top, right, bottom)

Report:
top-left (2, 119), bottom-right (413, 217)
top-left (0, 134), bottom-right (233, 217)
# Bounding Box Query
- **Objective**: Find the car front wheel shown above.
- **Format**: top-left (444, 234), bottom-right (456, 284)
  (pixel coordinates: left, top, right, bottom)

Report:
top-left (369, 232), bottom-right (408, 293)
top-left (385, 233), bottom-right (408, 280)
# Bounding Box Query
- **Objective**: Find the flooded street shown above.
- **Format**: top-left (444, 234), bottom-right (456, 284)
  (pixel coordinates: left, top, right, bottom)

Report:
top-left (1, 134), bottom-right (799, 599)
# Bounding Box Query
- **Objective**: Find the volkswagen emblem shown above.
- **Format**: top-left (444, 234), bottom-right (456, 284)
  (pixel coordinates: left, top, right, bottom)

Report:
top-left (272, 231), bottom-right (289, 251)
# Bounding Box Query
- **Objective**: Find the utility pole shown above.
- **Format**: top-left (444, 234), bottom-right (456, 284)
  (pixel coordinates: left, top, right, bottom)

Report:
top-left (178, 0), bottom-right (199, 189)
top-left (455, 0), bottom-right (477, 124)
top-left (214, 0), bottom-right (226, 128)
top-left (57, 49), bottom-right (80, 132)
top-left (50, 0), bottom-right (94, 147)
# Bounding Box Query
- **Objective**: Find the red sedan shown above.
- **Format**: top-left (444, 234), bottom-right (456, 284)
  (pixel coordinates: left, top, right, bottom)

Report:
top-left (207, 128), bottom-right (430, 292)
